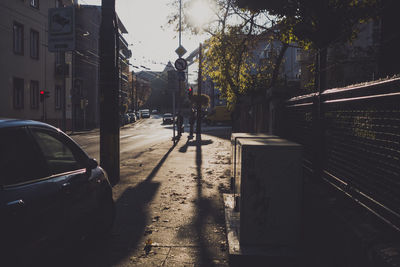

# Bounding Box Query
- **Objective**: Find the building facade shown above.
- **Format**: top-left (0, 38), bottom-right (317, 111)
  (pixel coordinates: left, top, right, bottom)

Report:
top-left (73, 5), bottom-right (130, 130)
top-left (0, 0), bottom-right (74, 129)
top-left (0, 1), bottom-right (130, 131)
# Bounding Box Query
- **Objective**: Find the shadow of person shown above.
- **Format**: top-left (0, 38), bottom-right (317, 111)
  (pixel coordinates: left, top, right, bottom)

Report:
top-left (179, 138), bottom-right (190, 153)
top-left (175, 135), bottom-right (226, 266)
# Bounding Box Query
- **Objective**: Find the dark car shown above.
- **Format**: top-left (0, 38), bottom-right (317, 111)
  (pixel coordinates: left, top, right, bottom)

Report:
top-left (128, 112), bottom-right (136, 123)
top-left (0, 119), bottom-right (115, 265)
top-left (162, 113), bottom-right (173, 124)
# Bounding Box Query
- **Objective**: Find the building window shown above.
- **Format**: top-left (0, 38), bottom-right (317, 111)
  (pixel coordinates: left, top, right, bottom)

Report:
top-left (30, 80), bottom-right (39, 109)
top-left (30, 29), bottom-right (39, 59)
top-left (30, 0), bottom-right (39, 8)
top-left (55, 86), bottom-right (62, 109)
top-left (13, 22), bottom-right (24, 55)
top-left (13, 78), bottom-right (24, 109)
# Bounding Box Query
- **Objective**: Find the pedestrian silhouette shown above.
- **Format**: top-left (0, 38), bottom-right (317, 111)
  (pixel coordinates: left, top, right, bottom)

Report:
top-left (177, 112), bottom-right (183, 137)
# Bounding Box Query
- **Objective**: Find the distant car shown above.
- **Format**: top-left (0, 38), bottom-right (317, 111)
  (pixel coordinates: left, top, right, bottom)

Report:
top-left (0, 119), bottom-right (115, 265)
top-left (163, 113), bottom-right (173, 124)
top-left (151, 109), bottom-right (158, 114)
top-left (141, 109), bottom-right (150, 118)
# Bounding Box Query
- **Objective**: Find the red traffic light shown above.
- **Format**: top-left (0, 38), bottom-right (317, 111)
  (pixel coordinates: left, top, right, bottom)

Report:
top-left (40, 90), bottom-right (44, 95)
top-left (187, 87), bottom-right (193, 99)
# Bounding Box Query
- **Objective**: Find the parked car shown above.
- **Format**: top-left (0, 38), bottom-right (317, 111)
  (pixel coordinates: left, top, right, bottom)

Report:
top-left (0, 119), bottom-right (115, 265)
top-left (151, 109), bottom-right (158, 114)
top-left (124, 113), bottom-right (131, 124)
top-left (128, 112), bottom-right (136, 123)
top-left (163, 113), bottom-right (173, 124)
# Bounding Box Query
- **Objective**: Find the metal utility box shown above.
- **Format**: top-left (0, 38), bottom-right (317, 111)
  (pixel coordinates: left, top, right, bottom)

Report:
top-left (230, 133), bottom-right (279, 195)
top-left (236, 138), bottom-right (303, 246)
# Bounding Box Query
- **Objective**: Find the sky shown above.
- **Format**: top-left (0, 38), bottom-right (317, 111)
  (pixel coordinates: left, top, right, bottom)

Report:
top-left (78, 0), bottom-right (208, 79)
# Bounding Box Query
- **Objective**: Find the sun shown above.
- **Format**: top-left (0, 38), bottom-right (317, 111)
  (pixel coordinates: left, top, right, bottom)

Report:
top-left (186, 0), bottom-right (215, 30)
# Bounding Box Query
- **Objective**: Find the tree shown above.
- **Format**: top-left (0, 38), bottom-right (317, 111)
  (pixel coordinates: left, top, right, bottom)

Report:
top-left (167, 0), bottom-right (291, 104)
top-left (236, 0), bottom-right (379, 92)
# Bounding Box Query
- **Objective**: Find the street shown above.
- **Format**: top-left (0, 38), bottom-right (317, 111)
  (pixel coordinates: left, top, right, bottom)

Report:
top-left (34, 115), bottom-right (232, 267)
top-left (71, 114), bottom-right (174, 161)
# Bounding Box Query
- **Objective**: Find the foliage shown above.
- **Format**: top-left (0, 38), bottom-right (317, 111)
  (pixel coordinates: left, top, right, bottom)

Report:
top-left (237, 0), bottom-right (378, 49)
top-left (167, 0), bottom-right (296, 105)
top-left (191, 93), bottom-right (210, 108)
top-left (236, 0), bottom-right (379, 92)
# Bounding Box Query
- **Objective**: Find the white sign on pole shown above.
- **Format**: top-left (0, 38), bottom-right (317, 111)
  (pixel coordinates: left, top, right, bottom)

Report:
top-left (48, 7), bottom-right (75, 52)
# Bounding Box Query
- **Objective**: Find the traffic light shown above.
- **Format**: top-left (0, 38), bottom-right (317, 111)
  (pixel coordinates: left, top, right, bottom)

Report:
top-left (188, 87), bottom-right (193, 99)
top-left (40, 90), bottom-right (50, 102)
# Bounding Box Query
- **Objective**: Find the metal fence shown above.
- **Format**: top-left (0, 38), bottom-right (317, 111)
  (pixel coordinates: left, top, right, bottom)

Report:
top-left (278, 77), bottom-right (400, 231)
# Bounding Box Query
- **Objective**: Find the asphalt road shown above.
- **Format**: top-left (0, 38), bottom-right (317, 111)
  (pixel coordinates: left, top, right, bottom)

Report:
top-left (71, 114), bottom-right (175, 161)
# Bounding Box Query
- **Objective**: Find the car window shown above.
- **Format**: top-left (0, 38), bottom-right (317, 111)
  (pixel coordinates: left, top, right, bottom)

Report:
top-left (30, 129), bottom-right (83, 175)
top-left (0, 127), bottom-right (48, 185)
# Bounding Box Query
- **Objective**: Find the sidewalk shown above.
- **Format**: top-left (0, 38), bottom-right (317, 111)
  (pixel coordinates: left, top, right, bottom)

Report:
top-left (64, 126), bottom-right (399, 267)
top-left (111, 130), bottom-right (399, 267)
top-left (109, 131), bottom-right (232, 266)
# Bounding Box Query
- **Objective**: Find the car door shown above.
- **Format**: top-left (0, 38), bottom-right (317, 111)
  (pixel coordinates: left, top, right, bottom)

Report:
top-left (29, 127), bottom-right (98, 238)
top-left (0, 126), bottom-right (65, 263)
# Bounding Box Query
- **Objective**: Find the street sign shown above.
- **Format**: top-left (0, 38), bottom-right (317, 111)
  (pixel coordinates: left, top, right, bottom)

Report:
top-left (175, 45), bottom-right (187, 58)
top-left (177, 71), bottom-right (186, 81)
top-left (174, 58), bottom-right (187, 71)
top-left (48, 7), bottom-right (75, 52)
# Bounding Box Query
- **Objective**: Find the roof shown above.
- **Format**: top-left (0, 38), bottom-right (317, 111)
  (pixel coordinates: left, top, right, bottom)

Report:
top-left (163, 61), bottom-right (175, 72)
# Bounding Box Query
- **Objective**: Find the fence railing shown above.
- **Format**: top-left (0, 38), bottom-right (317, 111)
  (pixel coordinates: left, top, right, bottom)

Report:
top-left (278, 77), bottom-right (400, 231)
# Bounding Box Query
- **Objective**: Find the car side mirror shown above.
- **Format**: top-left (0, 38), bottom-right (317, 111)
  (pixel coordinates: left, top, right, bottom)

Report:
top-left (87, 158), bottom-right (98, 170)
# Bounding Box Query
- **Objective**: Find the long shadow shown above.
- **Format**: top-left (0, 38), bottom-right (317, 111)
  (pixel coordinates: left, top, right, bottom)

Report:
top-left (102, 142), bottom-right (178, 265)
top-left (177, 135), bottom-right (226, 267)
top-left (38, 142), bottom-right (177, 267)
top-left (179, 138), bottom-right (190, 153)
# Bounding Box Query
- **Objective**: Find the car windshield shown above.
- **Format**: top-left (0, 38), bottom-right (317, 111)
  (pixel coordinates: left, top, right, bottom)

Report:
top-left (163, 113), bottom-right (172, 117)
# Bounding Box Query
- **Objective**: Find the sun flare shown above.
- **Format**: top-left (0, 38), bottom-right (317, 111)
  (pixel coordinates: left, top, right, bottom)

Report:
top-left (186, 0), bottom-right (215, 29)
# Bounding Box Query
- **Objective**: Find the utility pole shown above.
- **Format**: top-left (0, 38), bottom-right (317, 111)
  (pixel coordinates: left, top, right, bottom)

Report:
top-left (196, 43), bottom-right (202, 141)
top-left (99, 0), bottom-right (119, 185)
top-left (131, 71), bottom-right (135, 112)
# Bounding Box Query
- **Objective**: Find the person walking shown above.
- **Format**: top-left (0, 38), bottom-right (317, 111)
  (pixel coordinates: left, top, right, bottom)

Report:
top-left (177, 112), bottom-right (184, 138)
